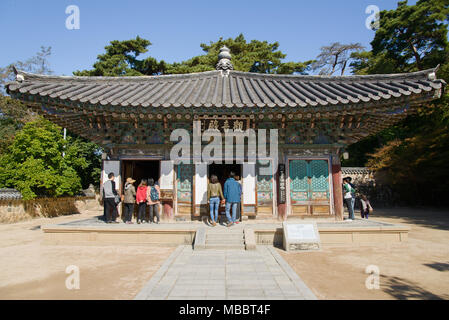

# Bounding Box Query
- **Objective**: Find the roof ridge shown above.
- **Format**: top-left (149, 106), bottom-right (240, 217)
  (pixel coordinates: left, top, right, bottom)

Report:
top-left (13, 66), bottom-right (439, 83)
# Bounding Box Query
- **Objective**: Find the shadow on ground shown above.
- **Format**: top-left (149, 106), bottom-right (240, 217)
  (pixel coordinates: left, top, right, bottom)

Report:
top-left (423, 262), bottom-right (449, 272)
top-left (381, 275), bottom-right (449, 300)
top-left (371, 207), bottom-right (449, 231)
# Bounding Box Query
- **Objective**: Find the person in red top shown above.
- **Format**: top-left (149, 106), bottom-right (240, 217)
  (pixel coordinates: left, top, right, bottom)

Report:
top-left (136, 179), bottom-right (148, 224)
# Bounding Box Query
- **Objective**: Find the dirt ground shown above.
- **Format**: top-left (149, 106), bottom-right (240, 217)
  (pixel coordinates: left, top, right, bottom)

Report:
top-left (0, 210), bottom-right (174, 299)
top-left (0, 207), bottom-right (448, 300)
top-left (279, 207), bottom-right (449, 300)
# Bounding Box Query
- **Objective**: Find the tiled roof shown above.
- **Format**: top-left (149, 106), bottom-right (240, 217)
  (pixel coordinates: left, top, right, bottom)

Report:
top-left (5, 67), bottom-right (445, 109)
top-left (0, 188), bottom-right (22, 200)
top-left (342, 167), bottom-right (372, 174)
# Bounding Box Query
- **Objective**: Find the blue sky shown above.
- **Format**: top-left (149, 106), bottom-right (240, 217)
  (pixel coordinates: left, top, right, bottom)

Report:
top-left (0, 0), bottom-right (417, 76)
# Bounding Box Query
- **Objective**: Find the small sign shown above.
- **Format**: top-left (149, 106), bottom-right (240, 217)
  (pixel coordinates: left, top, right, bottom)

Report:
top-left (283, 222), bottom-right (320, 251)
top-left (199, 116), bottom-right (252, 133)
top-left (286, 224), bottom-right (317, 240)
top-left (278, 164), bottom-right (286, 204)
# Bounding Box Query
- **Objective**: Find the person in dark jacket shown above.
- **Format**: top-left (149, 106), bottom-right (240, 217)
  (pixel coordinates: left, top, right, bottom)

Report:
top-left (102, 172), bottom-right (119, 223)
top-left (123, 177), bottom-right (136, 224)
top-left (223, 171), bottom-right (242, 227)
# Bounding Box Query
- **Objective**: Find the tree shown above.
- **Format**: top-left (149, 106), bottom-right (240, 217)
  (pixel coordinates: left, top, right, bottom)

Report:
top-left (74, 36), bottom-right (167, 76)
top-left (0, 119), bottom-right (102, 199)
top-left (166, 34), bottom-right (313, 74)
top-left (344, 0), bottom-right (449, 205)
top-left (370, 0), bottom-right (449, 71)
top-left (312, 42), bottom-right (365, 75)
top-left (0, 47), bottom-right (53, 155)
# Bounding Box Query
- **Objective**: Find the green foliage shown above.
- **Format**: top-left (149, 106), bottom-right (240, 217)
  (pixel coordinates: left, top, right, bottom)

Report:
top-left (0, 119), bottom-right (101, 199)
top-left (370, 0), bottom-right (448, 71)
top-left (167, 34), bottom-right (313, 74)
top-left (75, 34), bottom-right (313, 76)
top-left (344, 0), bottom-right (449, 205)
top-left (73, 36), bottom-right (167, 76)
top-left (0, 95), bottom-right (40, 156)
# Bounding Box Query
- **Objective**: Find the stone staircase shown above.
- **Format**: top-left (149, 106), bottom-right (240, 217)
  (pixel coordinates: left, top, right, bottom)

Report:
top-left (194, 225), bottom-right (256, 250)
top-left (205, 228), bottom-right (245, 250)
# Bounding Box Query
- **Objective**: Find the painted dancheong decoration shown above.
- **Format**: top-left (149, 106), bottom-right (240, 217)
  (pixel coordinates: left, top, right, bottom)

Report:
top-left (4, 48), bottom-right (446, 220)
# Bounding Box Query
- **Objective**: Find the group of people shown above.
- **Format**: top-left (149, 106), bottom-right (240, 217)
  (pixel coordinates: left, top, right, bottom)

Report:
top-left (207, 171), bottom-right (242, 227)
top-left (343, 176), bottom-right (373, 220)
top-left (101, 173), bottom-right (161, 224)
top-left (104, 170), bottom-right (372, 224)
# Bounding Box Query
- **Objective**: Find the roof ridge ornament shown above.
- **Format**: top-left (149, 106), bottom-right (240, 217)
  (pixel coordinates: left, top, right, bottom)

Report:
top-left (12, 65), bottom-right (24, 82)
top-left (216, 46), bottom-right (234, 71)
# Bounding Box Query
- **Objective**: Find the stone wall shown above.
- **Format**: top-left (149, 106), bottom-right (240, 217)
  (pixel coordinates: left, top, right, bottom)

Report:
top-left (0, 195), bottom-right (102, 223)
top-left (341, 167), bottom-right (397, 207)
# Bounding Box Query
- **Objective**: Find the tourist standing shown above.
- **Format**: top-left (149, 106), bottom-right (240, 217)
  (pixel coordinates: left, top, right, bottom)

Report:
top-left (147, 178), bottom-right (161, 224)
top-left (343, 178), bottom-right (355, 220)
top-left (223, 171), bottom-right (242, 227)
top-left (346, 177), bottom-right (357, 216)
top-left (136, 179), bottom-right (148, 224)
top-left (123, 177), bottom-right (136, 224)
top-left (360, 195), bottom-right (373, 219)
top-left (234, 175), bottom-right (242, 222)
top-left (102, 172), bottom-right (119, 223)
top-left (207, 175), bottom-right (224, 226)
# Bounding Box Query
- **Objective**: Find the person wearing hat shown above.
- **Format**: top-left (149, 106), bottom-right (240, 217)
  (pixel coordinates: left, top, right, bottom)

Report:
top-left (123, 177), bottom-right (136, 224)
top-left (343, 177), bottom-right (356, 220)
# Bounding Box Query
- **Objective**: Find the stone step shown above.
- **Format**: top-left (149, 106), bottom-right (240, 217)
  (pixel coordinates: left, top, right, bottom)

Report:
top-left (204, 243), bottom-right (246, 250)
top-left (206, 239), bottom-right (245, 245)
top-left (207, 234), bottom-right (244, 239)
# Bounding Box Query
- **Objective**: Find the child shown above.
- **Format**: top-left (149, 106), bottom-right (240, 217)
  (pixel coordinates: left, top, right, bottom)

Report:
top-left (360, 195), bottom-right (373, 219)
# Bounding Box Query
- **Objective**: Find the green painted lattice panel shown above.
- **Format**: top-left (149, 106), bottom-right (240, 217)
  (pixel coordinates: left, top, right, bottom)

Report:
top-left (289, 160), bottom-right (309, 201)
top-left (257, 161), bottom-right (273, 205)
top-left (177, 163), bottom-right (193, 203)
top-left (310, 160), bottom-right (330, 200)
top-left (289, 160), bottom-right (330, 201)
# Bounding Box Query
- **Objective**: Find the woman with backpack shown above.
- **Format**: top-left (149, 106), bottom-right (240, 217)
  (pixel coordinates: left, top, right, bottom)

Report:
top-left (146, 178), bottom-right (161, 224)
top-left (136, 179), bottom-right (148, 224)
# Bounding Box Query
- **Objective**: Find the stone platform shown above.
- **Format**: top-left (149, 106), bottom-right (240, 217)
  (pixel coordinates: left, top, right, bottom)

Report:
top-left (41, 216), bottom-right (409, 246)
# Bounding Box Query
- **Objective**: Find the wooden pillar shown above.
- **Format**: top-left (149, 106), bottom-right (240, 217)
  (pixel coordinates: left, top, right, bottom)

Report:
top-left (332, 156), bottom-right (344, 221)
top-left (277, 163), bottom-right (287, 220)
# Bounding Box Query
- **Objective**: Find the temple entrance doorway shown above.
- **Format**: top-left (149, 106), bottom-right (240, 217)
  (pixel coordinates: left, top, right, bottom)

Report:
top-left (121, 159), bottom-right (161, 220)
top-left (122, 160), bottom-right (161, 188)
top-left (208, 163), bottom-right (242, 214)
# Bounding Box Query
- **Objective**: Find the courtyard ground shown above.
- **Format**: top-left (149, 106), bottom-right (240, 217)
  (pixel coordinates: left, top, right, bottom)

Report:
top-left (0, 209), bottom-right (175, 299)
top-left (0, 207), bottom-right (447, 300)
top-left (279, 207), bottom-right (449, 299)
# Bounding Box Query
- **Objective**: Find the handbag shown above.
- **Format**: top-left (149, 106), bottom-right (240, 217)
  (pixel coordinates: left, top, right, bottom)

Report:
top-left (114, 195), bottom-right (121, 205)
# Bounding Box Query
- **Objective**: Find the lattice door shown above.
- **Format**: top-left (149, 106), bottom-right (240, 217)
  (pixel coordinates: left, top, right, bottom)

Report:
top-left (289, 160), bottom-right (309, 202)
top-left (310, 160), bottom-right (329, 200)
top-left (256, 160), bottom-right (273, 206)
top-left (177, 163), bottom-right (193, 203)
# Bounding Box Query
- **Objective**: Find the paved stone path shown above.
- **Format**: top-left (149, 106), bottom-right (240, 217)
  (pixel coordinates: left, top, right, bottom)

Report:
top-left (135, 245), bottom-right (317, 300)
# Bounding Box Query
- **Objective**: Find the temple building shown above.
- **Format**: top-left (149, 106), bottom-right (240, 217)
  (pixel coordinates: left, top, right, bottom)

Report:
top-left (5, 47), bottom-right (446, 221)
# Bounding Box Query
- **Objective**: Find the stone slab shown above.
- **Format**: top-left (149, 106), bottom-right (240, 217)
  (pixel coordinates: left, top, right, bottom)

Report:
top-left (282, 221), bottom-right (320, 251)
